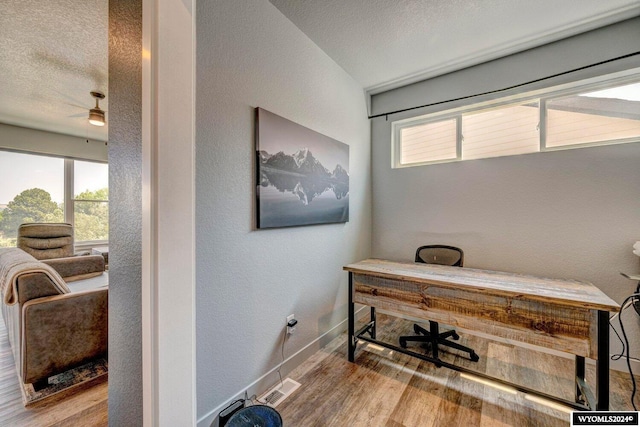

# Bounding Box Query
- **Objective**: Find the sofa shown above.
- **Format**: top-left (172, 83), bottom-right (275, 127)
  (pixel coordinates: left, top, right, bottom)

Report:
top-left (0, 246), bottom-right (107, 386)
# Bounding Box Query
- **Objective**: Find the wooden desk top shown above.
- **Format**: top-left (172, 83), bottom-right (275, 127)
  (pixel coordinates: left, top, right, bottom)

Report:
top-left (344, 259), bottom-right (619, 312)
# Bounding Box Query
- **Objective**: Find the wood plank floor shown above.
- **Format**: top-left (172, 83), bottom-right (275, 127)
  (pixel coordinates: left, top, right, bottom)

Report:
top-left (278, 313), bottom-right (640, 426)
top-left (0, 317), bottom-right (108, 427)
top-left (1, 312), bottom-right (638, 426)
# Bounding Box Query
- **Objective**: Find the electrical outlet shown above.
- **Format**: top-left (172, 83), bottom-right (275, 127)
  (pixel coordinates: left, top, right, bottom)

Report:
top-left (286, 314), bottom-right (297, 334)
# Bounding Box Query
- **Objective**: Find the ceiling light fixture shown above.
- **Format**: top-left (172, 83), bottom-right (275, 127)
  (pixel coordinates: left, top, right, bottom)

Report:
top-left (89, 91), bottom-right (106, 126)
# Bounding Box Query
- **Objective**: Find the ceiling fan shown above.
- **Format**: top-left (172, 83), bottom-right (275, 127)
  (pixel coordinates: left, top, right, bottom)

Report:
top-left (62, 90), bottom-right (107, 127)
top-left (88, 91), bottom-right (106, 126)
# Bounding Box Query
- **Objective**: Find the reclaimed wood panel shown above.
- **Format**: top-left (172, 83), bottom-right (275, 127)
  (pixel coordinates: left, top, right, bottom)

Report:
top-left (344, 259), bottom-right (620, 358)
top-left (344, 259), bottom-right (619, 312)
top-left (353, 274), bottom-right (595, 358)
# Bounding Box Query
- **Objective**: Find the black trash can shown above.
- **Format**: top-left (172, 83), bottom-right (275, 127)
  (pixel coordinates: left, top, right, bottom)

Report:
top-left (227, 405), bottom-right (283, 427)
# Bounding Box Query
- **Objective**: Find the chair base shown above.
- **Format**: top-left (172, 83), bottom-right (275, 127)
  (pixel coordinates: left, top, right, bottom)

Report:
top-left (399, 321), bottom-right (479, 364)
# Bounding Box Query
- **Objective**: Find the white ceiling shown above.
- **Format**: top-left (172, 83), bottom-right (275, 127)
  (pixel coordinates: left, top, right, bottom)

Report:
top-left (269, 0), bottom-right (640, 94)
top-left (0, 1), bottom-right (638, 141)
top-left (0, 0), bottom-right (108, 141)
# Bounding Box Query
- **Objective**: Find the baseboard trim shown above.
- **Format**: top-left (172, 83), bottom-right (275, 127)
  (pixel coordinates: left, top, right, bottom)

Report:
top-left (197, 306), bottom-right (368, 427)
top-left (610, 356), bottom-right (640, 374)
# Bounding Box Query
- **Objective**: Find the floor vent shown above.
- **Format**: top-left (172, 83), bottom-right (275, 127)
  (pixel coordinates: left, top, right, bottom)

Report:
top-left (258, 378), bottom-right (301, 408)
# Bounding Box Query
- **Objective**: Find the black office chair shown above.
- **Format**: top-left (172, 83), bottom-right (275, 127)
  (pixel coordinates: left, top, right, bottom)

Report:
top-left (399, 245), bottom-right (479, 363)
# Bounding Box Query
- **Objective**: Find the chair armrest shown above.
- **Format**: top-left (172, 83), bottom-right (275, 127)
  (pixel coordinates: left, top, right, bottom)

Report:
top-left (42, 255), bottom-right (105, 281)
top-left (21, 289), bottom-right (108, 383)
top-left (15, 272), bottom-right (66, 304)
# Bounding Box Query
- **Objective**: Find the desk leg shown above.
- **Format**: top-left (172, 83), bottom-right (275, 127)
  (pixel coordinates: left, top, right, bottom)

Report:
top-left (575, 355), bottom-right (585, 403)
top-left (370, 307), bottom-right (376, 339)
top-left (348, 272), bottom-right (355, 363)
top-left (596, 310), bottom-right (609, 410)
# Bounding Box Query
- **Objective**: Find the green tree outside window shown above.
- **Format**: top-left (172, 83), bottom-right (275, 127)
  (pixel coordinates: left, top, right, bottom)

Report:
top-left (0, 188), bottom-right (64, 244)
top-left (0, 187), bottom-right (108, 247)
top-left (74, 188), bottom-right (109, 241)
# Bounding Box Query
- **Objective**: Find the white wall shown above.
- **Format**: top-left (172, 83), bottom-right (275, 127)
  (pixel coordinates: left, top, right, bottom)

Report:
top-left (195, 1), bottom-right (371, 424)
top-left (151, 0), bottom-right (197, 424)
top-left (371, 32), bottom-right (640, 376)
top-left (0, 123), bottom-right (107, 162)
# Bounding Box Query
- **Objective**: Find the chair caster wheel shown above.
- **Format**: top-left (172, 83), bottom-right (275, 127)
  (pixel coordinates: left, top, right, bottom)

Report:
top-left (399, 339), bottom-right (407, 348)
top-left (470, 353), bottom-right (480, 362)
top-left (451, 332), bottom-right (460, 340)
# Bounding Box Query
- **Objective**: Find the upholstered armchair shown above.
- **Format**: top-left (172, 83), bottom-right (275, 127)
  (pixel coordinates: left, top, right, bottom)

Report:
top-left (17, 223), bottom-right (105, 281)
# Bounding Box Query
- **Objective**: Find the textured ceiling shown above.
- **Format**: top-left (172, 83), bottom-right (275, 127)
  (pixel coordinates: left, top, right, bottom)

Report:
top-left (1, 1), bottom-right (638, 141)
top-left (269, 0), bottom-right (640, 94)
top-left (0, 0), bottom-right (108, 141)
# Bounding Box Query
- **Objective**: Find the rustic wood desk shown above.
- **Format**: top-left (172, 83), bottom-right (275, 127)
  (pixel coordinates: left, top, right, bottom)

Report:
top-left (344, 259), bottom-right (620, 411)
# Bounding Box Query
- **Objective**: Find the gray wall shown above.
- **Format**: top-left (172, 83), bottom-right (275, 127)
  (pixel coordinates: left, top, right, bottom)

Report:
top-left (371, 20), bottom-right (640, 367)
top-left (371, 17), bottom-right (640, 117)
top-left (108, 0), bottom-right (143, 424)
top-left (371, 135), bottom-right (640, 298)
top-left (195, 1), bottom-right (371, 423)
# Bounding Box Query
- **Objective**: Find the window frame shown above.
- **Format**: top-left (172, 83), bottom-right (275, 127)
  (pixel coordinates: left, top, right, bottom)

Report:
top-left (393, 115), bottom-right (461, 166)
top-left (65, 158), bottom-right (109, 250)
top-left (391, 70), bottom-right (640, 168)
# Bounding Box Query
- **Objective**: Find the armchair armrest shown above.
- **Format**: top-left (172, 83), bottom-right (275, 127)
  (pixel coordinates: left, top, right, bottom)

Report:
top-left (21, 289), bottom-right (108, 383)
top-left (42, 255), bottom-right (105, 281)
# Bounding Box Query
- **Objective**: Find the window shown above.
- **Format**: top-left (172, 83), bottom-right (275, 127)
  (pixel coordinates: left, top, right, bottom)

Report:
top-left (392, 74), bottom-right (640, 168)
top-left (72, 160), bottom-right (109, 242)
top-left (546, 82), bottom-right (640, 148)
top-left (397, 118), bottom-right (457, 165)
top-left (0, 151), bottom-right (108, 248)
top-left (462, 102), bottom-right (539, 160)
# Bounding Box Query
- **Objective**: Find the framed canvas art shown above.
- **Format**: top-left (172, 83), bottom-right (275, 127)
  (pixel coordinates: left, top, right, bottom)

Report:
top-left (256, 108), bottom-right (349, 228)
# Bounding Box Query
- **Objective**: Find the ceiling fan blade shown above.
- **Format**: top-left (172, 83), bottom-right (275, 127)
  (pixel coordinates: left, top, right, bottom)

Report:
top-left (68, 113), bottom-right (87, 118)
top-left (63, 102), bottom-right (88, 110)
top-left (52, 88), bottom-right (89, 108)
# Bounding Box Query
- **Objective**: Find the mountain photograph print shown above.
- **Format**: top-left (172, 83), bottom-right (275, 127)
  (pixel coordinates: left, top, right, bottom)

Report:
top-left (256, 108), bottom-right (349, 229)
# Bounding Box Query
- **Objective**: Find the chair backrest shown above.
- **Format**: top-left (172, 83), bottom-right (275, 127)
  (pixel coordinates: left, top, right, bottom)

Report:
top-left (17, 223), bottom-right (74, 260)
top-left (415, 245), bottom-right (464, 267)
